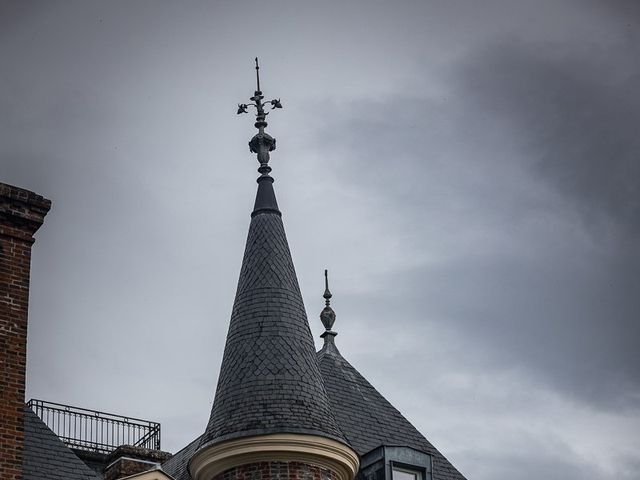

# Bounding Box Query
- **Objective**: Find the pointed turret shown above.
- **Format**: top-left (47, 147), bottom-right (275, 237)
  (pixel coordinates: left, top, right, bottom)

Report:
top-left (190, 60), bottom-right (358, 480)
top-left (315, 279), bottom-right (467, 480)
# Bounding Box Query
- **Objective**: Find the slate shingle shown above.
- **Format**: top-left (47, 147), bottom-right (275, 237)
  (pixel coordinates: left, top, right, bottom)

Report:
top-left (170, 175), bottom-right (467, 480)
top-left (316, 339), bottom-right (467, 480)
top-left (162, 435), bottom-right (201, 480)
top-left (198, 201), bottom-right (345, 448)
top-left (164, 336), bottom-right (468, 480)
top-left (23, 407), bottom-right (101, 480)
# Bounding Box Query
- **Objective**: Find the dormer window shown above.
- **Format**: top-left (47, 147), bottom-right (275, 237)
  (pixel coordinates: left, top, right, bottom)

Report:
top-left (358, 446), bottom-right (432, 480)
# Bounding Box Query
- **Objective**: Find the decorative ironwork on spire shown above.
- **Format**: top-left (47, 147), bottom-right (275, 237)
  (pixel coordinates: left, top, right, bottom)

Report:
top-left (237, 58), bottom-right (283, 177)
top-left (320, 269), bottom-right (337, 338)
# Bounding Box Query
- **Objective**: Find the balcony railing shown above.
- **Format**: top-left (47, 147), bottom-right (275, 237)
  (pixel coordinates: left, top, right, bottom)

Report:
top-left (27, 399), bottom-right (161, 454)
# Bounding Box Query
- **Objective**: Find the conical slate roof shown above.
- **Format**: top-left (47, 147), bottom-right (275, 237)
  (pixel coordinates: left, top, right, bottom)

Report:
top-left (198, 178), bottom-right (346, 448)
top-left (169, 283), bottom-right (467, 480)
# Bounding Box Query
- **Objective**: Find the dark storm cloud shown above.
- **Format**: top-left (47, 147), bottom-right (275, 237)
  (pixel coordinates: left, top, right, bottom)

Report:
top-left (316, 32), bottom-right (640, 411)
top-left (469, 447), bottom-right (635, 480)
top-left (456, 37), bottom-right (640, 241)
top-left (3, 1), bottom-right (640, 478)
top-left (445, 34), bottom-right (640, 406)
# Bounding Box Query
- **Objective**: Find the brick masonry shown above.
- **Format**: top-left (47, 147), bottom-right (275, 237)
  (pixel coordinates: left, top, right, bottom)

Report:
top-left (103, 457), bottom-right (160, 480)
top-left (0, 182), bottom-right (51, 480)
top-left (103, 445), bottom-right (172, 480)
top-left (214, 461), bottom-right (340, 480)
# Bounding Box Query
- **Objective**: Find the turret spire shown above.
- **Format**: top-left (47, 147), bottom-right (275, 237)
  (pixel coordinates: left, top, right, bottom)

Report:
top-left (194, 61), bottom-right (349, 465)
top-left (189, 59), bottom-right (359, 480)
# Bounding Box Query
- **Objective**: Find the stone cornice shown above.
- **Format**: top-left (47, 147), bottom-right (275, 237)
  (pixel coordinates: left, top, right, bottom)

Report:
top-left (0, 182), bottom-right (51, 241)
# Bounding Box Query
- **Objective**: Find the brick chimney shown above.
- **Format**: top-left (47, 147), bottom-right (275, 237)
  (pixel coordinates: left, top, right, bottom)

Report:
top-left (0, 182), bottom-right (51, 480)
top-left (103, 445), bottom-right (173, 480)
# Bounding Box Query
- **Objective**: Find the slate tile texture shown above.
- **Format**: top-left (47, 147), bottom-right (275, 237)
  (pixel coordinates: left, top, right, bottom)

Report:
top-left (317, 339), bottom-right (467, 480)
top-left (165, 180), bottom-right (467, 480)
top-left (161, 435), bottom-right (201, 480)
top-left (164, 336), bottom-right (468, 480)
top-left (198, 210), bottom-right (345, 449)
top-left (23, 407), bottom-right (101, 480)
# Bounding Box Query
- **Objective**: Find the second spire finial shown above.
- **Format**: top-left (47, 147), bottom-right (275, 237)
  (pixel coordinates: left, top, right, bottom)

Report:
top-left (320, 269), bottom-right (336, 332)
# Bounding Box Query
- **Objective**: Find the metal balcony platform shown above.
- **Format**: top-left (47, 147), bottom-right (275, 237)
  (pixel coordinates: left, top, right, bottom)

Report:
top-left (27, 399), bottom-right (161, 454)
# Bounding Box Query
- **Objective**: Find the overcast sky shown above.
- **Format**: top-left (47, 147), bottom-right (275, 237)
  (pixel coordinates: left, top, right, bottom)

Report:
top-left (2, 1), bottom-right (639, 479)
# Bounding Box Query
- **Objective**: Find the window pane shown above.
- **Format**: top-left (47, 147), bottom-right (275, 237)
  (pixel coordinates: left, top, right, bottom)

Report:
top-left (393, 469), bottom-right (418, 480)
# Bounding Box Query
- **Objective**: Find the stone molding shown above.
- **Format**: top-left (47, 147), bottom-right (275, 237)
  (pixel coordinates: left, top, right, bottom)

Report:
top-left (189, 434), bottom-right (359, 480)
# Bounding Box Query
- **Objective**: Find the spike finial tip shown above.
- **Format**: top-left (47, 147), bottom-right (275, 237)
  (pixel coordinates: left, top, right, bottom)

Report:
top-left (255, 57), bottom-right (261, 92)
top-left (323, 269), bottom-right (332, 303)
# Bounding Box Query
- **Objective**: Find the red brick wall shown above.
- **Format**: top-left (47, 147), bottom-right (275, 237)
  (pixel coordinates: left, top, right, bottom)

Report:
top-left (214, 461), bottom-right (339, 480)
top-left (0, 183), bottom-right (50, 480)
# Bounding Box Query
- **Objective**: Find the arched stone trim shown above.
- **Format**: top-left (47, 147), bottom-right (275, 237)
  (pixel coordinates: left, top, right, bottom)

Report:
top-left (189, 434), bottom-right (359, 480)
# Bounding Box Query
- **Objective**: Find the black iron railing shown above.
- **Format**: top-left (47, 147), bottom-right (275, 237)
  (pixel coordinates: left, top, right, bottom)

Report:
top-left (27, 399), bottom-right (161, 454)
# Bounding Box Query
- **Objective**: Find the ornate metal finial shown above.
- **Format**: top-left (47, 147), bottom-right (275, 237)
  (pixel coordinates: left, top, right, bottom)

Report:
top-left (237, 58), bottom-right (283, 177)
top-left (320, 269), bottom-right (336, 333)
top-left (255, 57), bottom-right (261, 93)
top-left (323, 269), bottom-right (332, 305)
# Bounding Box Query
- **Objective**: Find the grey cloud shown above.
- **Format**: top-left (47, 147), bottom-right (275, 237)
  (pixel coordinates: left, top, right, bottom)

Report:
top-left (3, 2), bottom-right (640, 479)
top-left (453, 37), bottom-right (640, 241)
top-left (314, 33), bottom-right (640, 412)
top-left (468, 450), bottom-right (613, 480)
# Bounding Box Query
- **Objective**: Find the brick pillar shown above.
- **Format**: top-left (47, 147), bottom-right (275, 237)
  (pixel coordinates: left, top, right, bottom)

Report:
top-left (0, 182), bottom-right (51, 480)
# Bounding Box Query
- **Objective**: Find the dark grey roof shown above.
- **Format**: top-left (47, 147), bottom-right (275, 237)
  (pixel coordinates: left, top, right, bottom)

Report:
top-left (197, 180), bottom-right (346, 450)
top-left (317, 337), bottom-right (467, 480)
top-left (23, 407), bottom-right (101, 480)
top-left (162, 435), bottom-right (201, 480)
top-left (164, 335), bottom-right (467, 480)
